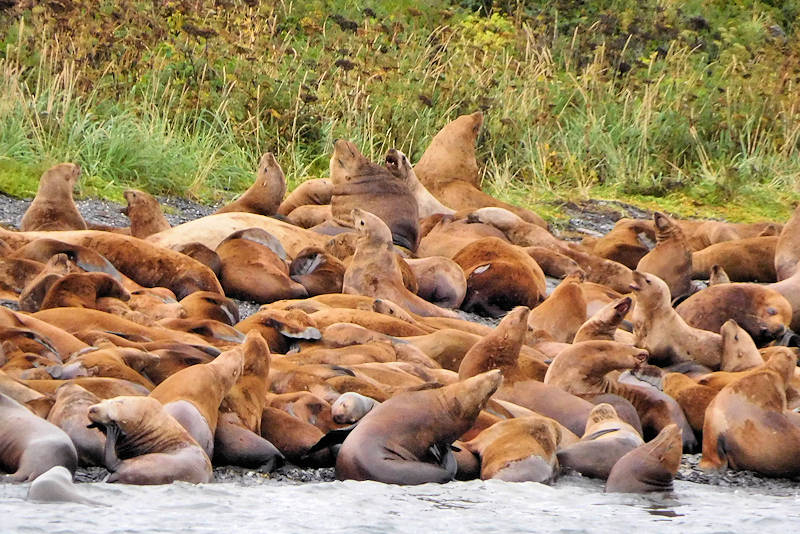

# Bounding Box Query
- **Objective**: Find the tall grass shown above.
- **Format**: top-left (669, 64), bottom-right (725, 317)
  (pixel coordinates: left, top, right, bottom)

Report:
top-left (0, 0), bottom-right (799, 221)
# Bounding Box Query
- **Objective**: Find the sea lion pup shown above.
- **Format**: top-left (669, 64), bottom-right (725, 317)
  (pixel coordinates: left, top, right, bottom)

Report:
top-left (691, 236), bottom-right (778, 282)
top-left (675, 283), bottom-right (792, 345)
top-left (335, 369), bottom-right (502, 484)
top-left (325, 140), bottom-right (420, 252)
top-left (708, 264), bottom-right (731, 285)
top-left (452, 237), bottom-right (546, 317)
top-left (384, 148), bottom-right (455, 218)
top-left (343, 209), bottom-right (458, 318)
top-left (87, 396), bottom-right (212, 484)
top-left (46, 384), bottom-right (105, 466)
top-left (463, 415), bottom-right (568, 483)
top-left (590, 218), bottom-right (654, 269)
top-left (636, 212), bottom-right (693, 300)
top-left (630, 271), bottom-right (722, 368)
top-left (121, 189), bottom-right (170, 238)
top-left (0, 392), bottom-right (78, 481)
top-left (526, 274), bottom-right (586, 343)
top-left (700, 348), bottom-right (800, 477)
top-left (216, 228), bottom-right (307, 303)
top-left (661, 373), bottom-right (717, 434)
top-left (604, 424), bottom-right (682, 493)
top-left (289, 247), bottom-right (346, 296)
top-left (404, 256), bottom-right (466, 309)
top-left (331, 392), bottom-right (379, 424)
top-left (216, 152), bottom-right (286, 216)
top-left (413, 112), bottom-right (546, 228)
top-left (573, 296), bottom-right (633, 343)
top-left (20, 163), bottom-right (86, 231)
top-left (149, 342), bottom-right (244, 458)
top-left (556, 403), bottom-right (644, 479)
top-left (26, 466), bottom-right (101, 504)
top-left (278, 178), bottom-right (333, 216)
top-left (286, 204), bottom-right (333, 228)
top-left (775, 203), bottom-right (800, 280)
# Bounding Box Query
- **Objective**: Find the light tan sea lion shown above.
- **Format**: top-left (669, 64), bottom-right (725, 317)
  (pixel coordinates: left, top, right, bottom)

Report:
top-left (343, 209), bottom-right (458, 318)
top-left (527, 274), bottom-right (586, 343)
top-left (20, 163), bottom-right (86, 231)
top-left (661, 373), bottom-right (717, 434)
top-left (605, 424), bottom-right (682, 493)
top-left (775, 204), bottom-right (800, 280)
top-left (770, 268), bottom-right (800, 331)
top-left (46, 383), bottom-right (105, 466)
top-left (87, 395), bottom-right (212, 484)
top-left (573, 296), bottom-right (633, 343)
top-left (122, 189), bottom-right (170, 238)
top-left (216, 153), bottom-right (286, 215)
top-left (286, 204), bottom-right (333, 228)
top-left (26, 465), bottom-right (100, 504)
top-left (636, 212), bottom-right (693, 299)
top-left (278, 178), bottom-right (333, 216)
top-left (692, 236), bottom-right (777, 282)
top-left (414, 113), bottom-right (546, 227)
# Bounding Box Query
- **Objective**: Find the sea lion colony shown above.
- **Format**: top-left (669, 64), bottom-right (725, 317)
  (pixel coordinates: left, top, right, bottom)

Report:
top-left (1, 111), bottom-right (799, 501)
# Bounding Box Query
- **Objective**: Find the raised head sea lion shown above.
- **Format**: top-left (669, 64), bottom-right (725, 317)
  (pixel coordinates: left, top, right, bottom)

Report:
top-left (335, 370), bottom-right (502, 484)
top-left (718, 319), bottom-right (764, 372)
top-left (277, 178), bottom-right (333, 216)
top-left (216, 153), bottom-right (286, 215)
top-left (775, 204), bottom-right (800, 280)
top-left (122, 189), bottom-right (170, 238)
top-left (87, 395), bottom-right (212, 484)
top-left (573, 296), bottom-right (633, 343)
top-left (605, 424), bottom-right (682, 493)
top-left (692, 236), bottom-right (777, 282)
top-left (20, 163), bottom-right (86, 231)
top-left (384, 148), bottom-right (454, 217)
top-left (636, 212), bottom-right (693, 299)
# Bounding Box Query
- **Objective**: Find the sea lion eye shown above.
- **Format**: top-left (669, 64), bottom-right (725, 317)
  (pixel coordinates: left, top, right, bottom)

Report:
top-left (766, 307), bottom-right (777, 316)
top-left (360, 221), bottom-right (365, 226)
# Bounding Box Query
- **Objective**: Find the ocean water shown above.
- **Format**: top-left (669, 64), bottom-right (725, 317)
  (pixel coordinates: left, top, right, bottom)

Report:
top-left (2, 474), bottom-right (798, 534)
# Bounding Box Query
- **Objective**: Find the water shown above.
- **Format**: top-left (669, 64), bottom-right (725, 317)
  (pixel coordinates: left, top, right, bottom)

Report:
top-left (2, 474), bottom-right (799, 534)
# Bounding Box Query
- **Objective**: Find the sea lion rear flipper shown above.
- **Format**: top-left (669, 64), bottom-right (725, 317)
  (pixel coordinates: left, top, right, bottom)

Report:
top-left (304, 423), bottom-right (358, 456)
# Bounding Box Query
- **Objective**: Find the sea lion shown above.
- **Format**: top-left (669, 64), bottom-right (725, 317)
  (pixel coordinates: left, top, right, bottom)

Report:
top-left (775, 203), bottom-right (800, 280)
top-left (605, 424), bottom-right (682, 493)
top-left (699, 348), bottom-right (800, 477)
top-left (20, 163), bottom-right (86, 231)
top-left (675, 283), bottom-right (792, 345)
top-left (452, 237), bottom-right (546, 317)
top-left (590, 218), bottom-right (654, 269)
top-left (278, 178), bottom-right (333, 216)
top-left (463, 415), bottom-right (567, 483)
top-left (556, 403), bottom-right (644, 479)
top-left (87, 395), bottom-right (212, 484)
top-left (216, 152), bottom-right (286, 215)
top-left (770, 268), bottom-right (800, 331)
top-left (335, 370), bottom-right (502, 484)
top-left (384, 148), bottom-right (454, 217)
top-left (343, 209), bottom-right (458, 318)
top-left (122, 189), bottom-right (170, 238)
top-left (630, 271), bottom-right (722, 368)
top-left (417, 215), bottom-right (509, 259)
top-left (237, 308), bottom-right (322, 353)
top-left (708, 264), bottom-right (731, 285)
top-left (691, 236), bottom-right (777, 282)
top-left (414, 112), bottom-right (546, 227)
top-left (26, 466), bottom-right (101, 505)
top-left (636, 212), bottom-right (693, 299)
top-left (661, 372), bottom-right (717, 434)
top-left (573, 296), bottom-right (633, 343)
top-left (171, 242), bottom-right (222, 278)
top-left (286, 204), bottom-right (333, 228)
top-left (45, 384), bottom-right (105, 466)
top-left (524, 246), bottom-right (585, 279)
top-left (328, 140), bottom-right (420, 251)
top-left (0, 392), bottom-right (78, 481)
top-left (331, 392), bottom-right (379, 424)
top-left (527, 274), bottom-right (586, 343)
top-left (688, 220), bottom-right (781, 251)
top-left (180, 291), bottom-right (240, 326)
top-left (259, 405), bottom-right (331, 466)
top-left (290, 247), bottom-right (346, 296)
top-left (404, 256), bottom-right (466, 309)
top-left (0, 255), bottom-right (46, 303)
top-left (38, 272), bottom-right (131, 311)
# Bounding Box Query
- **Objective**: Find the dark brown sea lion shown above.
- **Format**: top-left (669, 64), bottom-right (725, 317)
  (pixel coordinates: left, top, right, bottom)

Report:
top-left (216, 153), bottom-right (287, 216)
top-left (0, 392), bottom-right (78, 481)
top-left (87, 395), bottom-right (212, 484)
top-left (691, 236), bottom-right (777, 282)
top-left (335, 370), bottom-right (502, 484)
top-left (46, 383), bottom-right (105, 466)
top-left (605, 424), bottom-right (682, 493)
top-left (328, 140), bottom-right (420, 251)
top-left (290, 247), bottom-right (346, 296)
top-left (775, 204), bottom-right (800, 280)
top-left (122, 189), bottom-right (171, 238)
top-left (20, 163), bottom-right (86, 231)
top-left (0, 255), bottom-right (46, 304)
top-left (414, 113), bottom-right (546, 227)
top-left (343, 209), bottom-right (458, 318)
top-left (278, 178), bottom-right (333, 216)
top-left (636, 212), bottom-right (693, 299)
top-left (675, 283), bottom-right (792, 345)
top-left (259, 405), bottom-right (331, 466)
top-left (171, 242), bottom-right (222, 278)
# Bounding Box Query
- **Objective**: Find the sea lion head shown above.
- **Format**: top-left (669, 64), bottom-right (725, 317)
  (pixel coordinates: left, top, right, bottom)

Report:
top-left (256, 152), bottom-right (287, 201)
top-left (646, 423), bottom-right (682, 472)
top-left (330, 140), bottom-right (382, 185)
top-left (629, 271), bottom-right (671, 308)
top-left (331, 392), bottom-right (378, 424)
top-left (720, 319), bottom-right (763, 372)
top-left (384, 149), bottom-right (412, 181)
top-left (122, 189), bottom-right (157, 216)
top-left (450, 369), bottom-right (503, 419)
top-left (41, 163), bottom-right (82, 196)
top-left (586, 403), bottom-right (620, 428)
top-left (764, 347), bottom-right (798, 388)
top-left (351, 208), bottom-right (393, 244)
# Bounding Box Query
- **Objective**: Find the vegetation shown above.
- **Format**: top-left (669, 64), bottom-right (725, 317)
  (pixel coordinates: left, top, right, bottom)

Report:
top-left (1, 0), bottom-right (799, 221)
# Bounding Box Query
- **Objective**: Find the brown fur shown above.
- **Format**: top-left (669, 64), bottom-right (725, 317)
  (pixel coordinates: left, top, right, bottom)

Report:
top-left (122, 189), bottom-right (170, 238)
top-left (775, 204), bottom-right (800, 280)
top-left (527, 274), bottom-right (586, 343)
top-left (216, 153), bottom-right (287, 216)
top-left (636, 212), bottom-right (693, 299)
top-left (277, 178), bottom-right (333, 216)
top-left (692, 236), bottom-right (777, 282)
top-left (662, 373), bottom-right (717, 434)
top-left (21, 163), bottom-right (86, 232)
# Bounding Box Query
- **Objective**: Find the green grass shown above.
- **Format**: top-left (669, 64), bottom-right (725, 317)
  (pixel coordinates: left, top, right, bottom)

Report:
top-left (1, 0), bottom-right (799, 222)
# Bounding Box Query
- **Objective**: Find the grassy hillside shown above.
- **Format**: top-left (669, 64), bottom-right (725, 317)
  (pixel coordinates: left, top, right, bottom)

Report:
top-left (1, 0), bottom-right (799, 221)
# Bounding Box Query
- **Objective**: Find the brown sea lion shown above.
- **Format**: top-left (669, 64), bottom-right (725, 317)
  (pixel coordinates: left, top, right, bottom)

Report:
top-left (335, 370), bottom-right (502, 484)
top-left (661, 372), bottom-right (717, 434)
top-left (605, 424), bottom-right (682, 493)
top-left (87, 395), bottom-right (212, 484)
top-left (278, 178), bottom-right (333, 216)
top-left (463, 415), bottom-right (568, 483)
top-left (417, 215), bottom-right (508, 259)
top-left (691, 236), bottom-right (777, 282)
top-left (700, 348), bottom-right (800, 477)
top-left (524, 246), bottom-right (585, 279)
top-left (636, 212), bottom-right (693, 299)
top-left (385, 149), bottom-right (454, 218)
top-left (122, 189), bottom-right (170, 238)
top-left (675, 283), bottom-right (792, 345)
top-left (630, 271), bottom-right (722, 368)
top-left (268, 391), bottom-right (337, 433)
top-left (15, 254), bottom-right (78, 312)
top-left (775, 204), bottom-right (800, 280)
top-left (452, 237), bottom-right (546, 317)
top-left (331, 392), bottom-right (380, 424)
top-left (38, 272), bottom-right (131, 311)
top-left (414, 113), bottom-right (546, 227)
top-left (259, 405), bottom-right (331, 466)
top-left (180, 291), bottom-right (240, 326)
top-left (527, 274), bottom-right (586, 343)
top-left (590, 218), bottom-right (654, 269)
top-left (688, 220), bottom-right (781, 251)
top-left (328, 140), bottom-right (420, 251)
top-left (237, 308), bottom-right (322, 353)
top-left (573, 296), bottom-right (633, 343)
top-left (290, 247), bottom-right (346, 296)
top-left (286, 204), bottom-right (333, 229)
top-left (556, 403), bottom-right (645, 479)
top-left (708, 264), bottom-right (731, 285)
top-left (0, 392), bottom-right (78, 481)
top-left (22, 376), bottom-right (150, 399)
top-left (171, 242), bottom-right (222, 278)
top-left (216, 153), bottom-right (286, 216)
top-left (56, 346), bottom-right (157, 389)
top-left (343, 209), bottom-right (458, 318)
top-left (404, 256), bottom-right (466, 309)
top-left (46, 383), bottom-right (105, 466)
top-left (0, 306), bottom-right (88, 358)
top-left (770, 268), bottom-right (800, 331)
top-left (20, 163), bottom-right (86, 232)
top-left (0, 255), bottom-right (46, 304)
